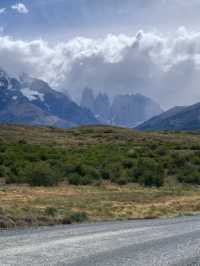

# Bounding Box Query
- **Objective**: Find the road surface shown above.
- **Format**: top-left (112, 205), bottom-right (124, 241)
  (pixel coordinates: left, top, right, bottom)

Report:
top-left (0, 216), bottom-right (200, 266)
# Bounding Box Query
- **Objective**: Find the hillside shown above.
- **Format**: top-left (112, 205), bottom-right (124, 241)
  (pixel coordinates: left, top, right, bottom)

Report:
top-left (137, 103), bottom-right (200, 131)
top-left (1, 123), bottom-right (199, 146)
top-left (1, 124), bottom-right (200, 187)
top-left (1, 124), bottom-right (200, 228)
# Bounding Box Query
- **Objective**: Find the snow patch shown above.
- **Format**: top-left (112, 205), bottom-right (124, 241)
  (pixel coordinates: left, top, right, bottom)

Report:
top-left (21, 88), bottom-right (44, 102)
top-left (12, 96), bottom-right (18, 101)
top-left (0, 81), bottom-right (5, 87)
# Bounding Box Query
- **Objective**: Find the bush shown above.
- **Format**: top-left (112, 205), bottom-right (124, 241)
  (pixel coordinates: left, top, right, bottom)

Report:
top-left (27, 162), bottom-right (58, 187)
top-left (116, 177), bottom-right (128, 185)
top-left (80, 175), bottom-right (94, 185)
top-left (100, 169), bottom-right (110, 180)
top-left (127, 149), bottom-right (138, 158)
top-left (178, 169), bottom-right (200, 185)
top-left (69, 212), bottom-right (88, 223)
top-left (139, 171), bottom-right (164, 187)
top-left (131, 159), bottom-right (164, 187)
top-left (190, 156), bottom-right (200, 165)
top-left (45, 207), bottom-right (57, 217)
top-left (108, 163), bottom-right (123, 181)
top-left (63, 164), bottom-right (77, 175)
top-left (122, 159), bottom-right (133, 168)
top-left (84, 166), bottom-right (101, 180)
top-left (67, 173), bottom-right (94, 185)
top-left (18, 139), bottom-right (27, 145)
top-left (0, 165), bottom-right (8, 177)
top-left (67, 173), bottom-right (82, 185)
top-left (171, 153), bottom-right (187, 168)
top-left (62, 211), bottom-right (88, 224)
top-left (156, 146), bottom-right (167, 156)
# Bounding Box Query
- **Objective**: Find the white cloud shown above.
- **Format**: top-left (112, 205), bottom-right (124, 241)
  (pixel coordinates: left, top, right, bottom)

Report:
top-left (0, 8), bottom-right (6, 14)
top-left (11, 3), bottom-right (29, 14)
top-left (1, 28), bottom-right (200, 108)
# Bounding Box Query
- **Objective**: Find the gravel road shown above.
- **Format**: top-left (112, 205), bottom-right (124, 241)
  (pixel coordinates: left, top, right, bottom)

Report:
top-left (0, 216), bottom-right (200, 266)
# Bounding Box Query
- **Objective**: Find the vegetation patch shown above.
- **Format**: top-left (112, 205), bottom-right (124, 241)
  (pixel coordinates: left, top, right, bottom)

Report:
top-left (0, 125), bottom-right (200, 227)
top-left (1, 125), bottom-right (200, 188)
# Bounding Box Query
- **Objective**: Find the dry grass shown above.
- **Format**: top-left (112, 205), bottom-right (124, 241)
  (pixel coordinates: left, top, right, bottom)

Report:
top-left (0, 183), bottom-right (200, 228)
top-left (0, 124), bottom-right (200, 147)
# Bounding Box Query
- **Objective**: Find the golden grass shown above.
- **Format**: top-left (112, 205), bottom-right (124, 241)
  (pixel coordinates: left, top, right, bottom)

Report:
top-left (1, 124), bottom-right (200, 147)
top-left (0, 183), bottom-right (200, 228)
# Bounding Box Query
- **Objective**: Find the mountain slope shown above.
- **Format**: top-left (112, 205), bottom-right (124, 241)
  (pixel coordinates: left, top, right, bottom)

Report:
top-left (0, 69), bottom-right (98, 128)
top-left (137, 103), bottom-right (200, 131)
top-left (111, 93), bottom-right (163, 127)
top-left (20, 75), bottom-right (98, 125)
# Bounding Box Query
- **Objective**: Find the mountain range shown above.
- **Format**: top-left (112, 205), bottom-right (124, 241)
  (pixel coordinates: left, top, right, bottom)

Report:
top-left (3, 67), bottom-right (200, 132)
top-left (80, 88), bottom-right (163, 127)
top-left (137, 103), bottom-right (200, 131)
top-left (0, 69), bottom-right (98, 128)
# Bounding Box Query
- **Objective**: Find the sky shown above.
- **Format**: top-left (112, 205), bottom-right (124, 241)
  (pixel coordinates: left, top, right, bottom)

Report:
top-left (1, 0), bottom-right (200, 108)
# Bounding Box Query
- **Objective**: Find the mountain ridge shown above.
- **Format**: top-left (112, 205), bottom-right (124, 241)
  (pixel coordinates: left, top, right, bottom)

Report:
top-left (137, 103), bottom-right (200, 131)
top-left (0, 69), bottom-right (98, 128)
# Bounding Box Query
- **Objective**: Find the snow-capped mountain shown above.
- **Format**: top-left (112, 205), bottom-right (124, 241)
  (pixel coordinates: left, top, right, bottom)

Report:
top-left (0, 69), bottom-right (98, 128)
top-left (20, 74), bottom-right (98, 125)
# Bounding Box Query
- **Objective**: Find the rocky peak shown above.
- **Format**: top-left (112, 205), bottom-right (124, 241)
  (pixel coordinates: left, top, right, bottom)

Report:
top-left (94, 93), bottom-right (111, 122)
top-left (111, 94), bottom-right (163, 127)
top-left (80, 88), bottom-right (95, 113)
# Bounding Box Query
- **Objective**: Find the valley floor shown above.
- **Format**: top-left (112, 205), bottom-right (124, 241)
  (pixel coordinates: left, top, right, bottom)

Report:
top-left (1, 183), bottom-right (200, 228)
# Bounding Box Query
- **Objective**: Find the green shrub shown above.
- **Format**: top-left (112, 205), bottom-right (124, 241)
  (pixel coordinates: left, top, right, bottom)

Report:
top-left (45, 207), bottom-right (57, 217)
top-left (116, 177), bottom-right (128, 185)
top-left (190, 156), bottom-right (200, 165)
top-left (0, 144), bottom-right (6, 153)
top-left (80, 175), bottom-right (94, 185)
top-left (100, 169), bottom-right (110, 180)
top-left (63, 164), bottom-right (77, 175)
top-left (62, 211), bottom-right (88, 224)
top-left (0, 165), bottom-right (8, 177)
top-left (171, 153), bottom-right (187, 168)
top-left (178, 169), bottom-right (200, 185)
top-left (27, 162), bottom-right (58, 187)
top-left (131, 158), bottom-right (164, 187)
top-left (108, 164), bottom-right (124, 182)
top-left (156, 146), bottom-right (167, 156)
top-left (127, 149), bottom-right (138, 158)
top-left (84, 166), bottom-right (101, 180)
top-left (68, 173), bottom-right (82, 185)
top-left (69, 212), bottom-right (88, 223)
top-left (18, 139), bottom-right (27, 145)
top-left (139, 171), bottom-right (164, 187)
top-left (122, 159), bottom-right (133, 168)
top-left (67, 173), bottom-right (94, 185)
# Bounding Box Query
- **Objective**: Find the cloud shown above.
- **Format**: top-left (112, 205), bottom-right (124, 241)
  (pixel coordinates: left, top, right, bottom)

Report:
top-left (1, 28), bottom-right (200, 108)
top-left (11, 3), bottom-right (29, 14)
top-left (0, 8), bottom-right (6, 14)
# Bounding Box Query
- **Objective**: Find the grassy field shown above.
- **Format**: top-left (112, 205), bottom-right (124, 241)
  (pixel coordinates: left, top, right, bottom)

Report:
top-left (0, 124), bottom-right (200, 228)
top-left (1, 183), bottom-right (200, 228)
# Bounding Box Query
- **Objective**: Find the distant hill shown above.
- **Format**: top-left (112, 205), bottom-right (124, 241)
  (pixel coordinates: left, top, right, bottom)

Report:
top-left (137, 103), bottom-right (200, 131)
